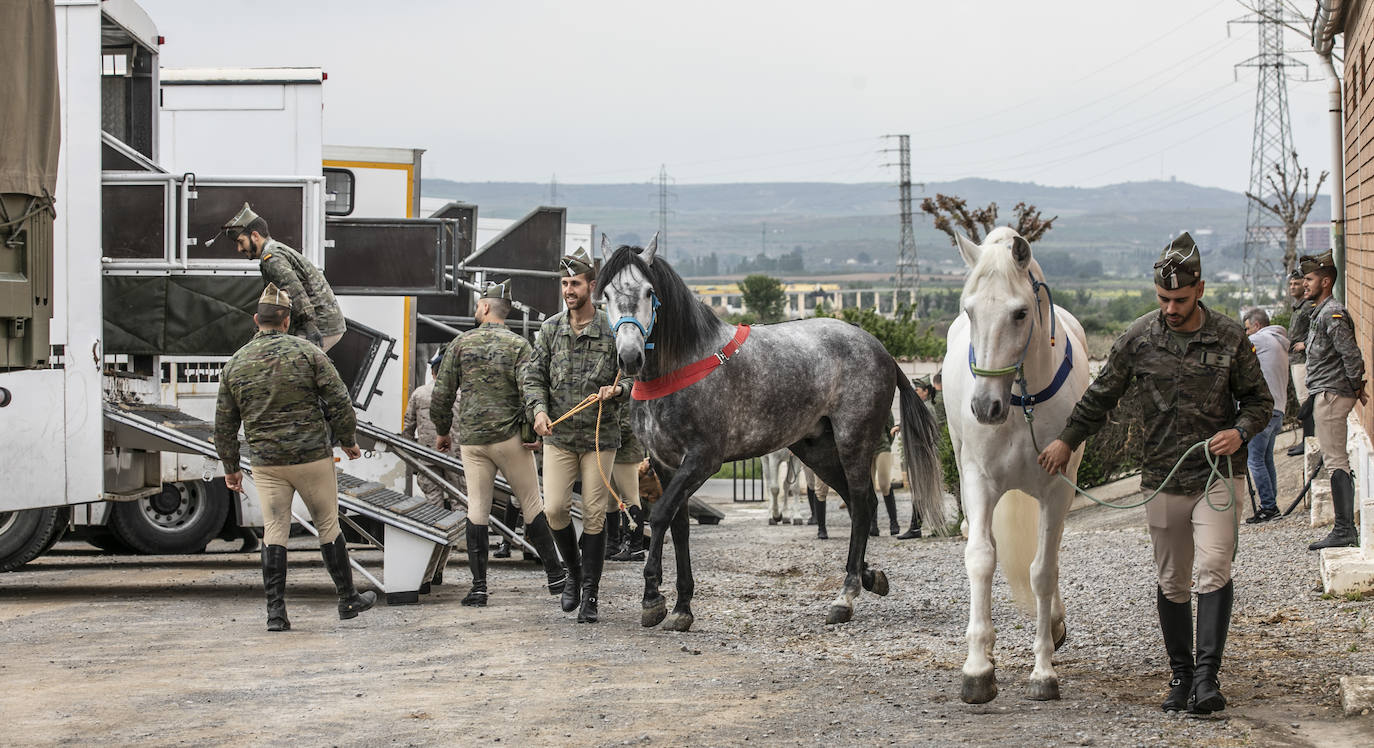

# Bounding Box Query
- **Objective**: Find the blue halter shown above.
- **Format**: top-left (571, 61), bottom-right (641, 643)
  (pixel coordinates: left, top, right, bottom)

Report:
top-left (612, 292), bottom-right (661, 350)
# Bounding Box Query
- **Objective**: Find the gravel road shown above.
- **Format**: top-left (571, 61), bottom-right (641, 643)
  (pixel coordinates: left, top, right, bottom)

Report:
top-left (2, 445), bottom-right (1371, 746)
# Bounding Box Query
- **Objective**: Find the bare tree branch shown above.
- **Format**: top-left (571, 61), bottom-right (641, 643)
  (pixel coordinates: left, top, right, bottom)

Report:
top-left (1244, 150), bottom-right (1329, 279)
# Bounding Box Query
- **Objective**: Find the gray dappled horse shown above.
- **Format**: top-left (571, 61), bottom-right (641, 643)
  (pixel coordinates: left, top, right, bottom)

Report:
top-left (597, 235), bottom-right (945, 630)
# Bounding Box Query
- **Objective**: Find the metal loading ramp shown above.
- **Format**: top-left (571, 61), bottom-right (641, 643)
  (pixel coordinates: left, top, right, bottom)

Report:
top-left (354, 421), bottom-right (724, 528)
top-left (103, 402), bottom-right (464, 605)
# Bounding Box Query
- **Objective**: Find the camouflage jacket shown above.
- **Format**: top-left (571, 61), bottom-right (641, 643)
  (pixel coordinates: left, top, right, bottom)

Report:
top-left (1057, 305), bottom-right (1273, 495)
top-left (1289, 297), bottom-right (1313, 364)
top-left (525, 309), bottom-right (634, 452)
top-left (259, 239), bottom-right (346, 345)
top-left (615, 404), bottom-right (646, 464)
top-left (431, 322), bottom-right (531, 445)
top-left (1304, 296), bottom-right (1366, 398)
top-left (931, 389), bottom-right (946, 428)
top-left (214, 329), bottom-right (357, 472)
top-left (403, 381), bottom-right (461, 450)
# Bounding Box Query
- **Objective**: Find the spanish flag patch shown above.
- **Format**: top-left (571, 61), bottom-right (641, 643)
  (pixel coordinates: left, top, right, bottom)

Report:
top-left (1333, 313), bottom-right (1343, 319)
top-left (262, 253), bottom-right (273, 261)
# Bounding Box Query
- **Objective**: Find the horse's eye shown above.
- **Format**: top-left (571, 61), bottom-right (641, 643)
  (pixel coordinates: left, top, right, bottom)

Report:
top-left (1013, 309), bottom-right (1028, 321)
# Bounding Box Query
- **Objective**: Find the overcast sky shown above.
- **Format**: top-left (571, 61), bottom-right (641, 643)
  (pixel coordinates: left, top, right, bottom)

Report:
top-left (139, 0), bottom-right (1337, 192)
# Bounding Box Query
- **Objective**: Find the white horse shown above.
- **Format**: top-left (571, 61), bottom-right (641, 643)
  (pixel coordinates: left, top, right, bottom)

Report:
top-left (761, 448), bottom-right (805, 524)
top-left (943, 227), bottom-right (1091, 703)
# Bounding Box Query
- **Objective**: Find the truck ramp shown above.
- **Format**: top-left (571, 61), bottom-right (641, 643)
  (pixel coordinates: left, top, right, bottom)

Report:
top-left (355, 421), bottom-right (724, 526)
top-left (104, 402), bottom-right (462, 604)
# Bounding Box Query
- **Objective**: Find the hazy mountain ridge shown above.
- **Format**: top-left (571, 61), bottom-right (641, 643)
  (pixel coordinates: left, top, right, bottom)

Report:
top-left (423, 177), bottom-right (1331, 277)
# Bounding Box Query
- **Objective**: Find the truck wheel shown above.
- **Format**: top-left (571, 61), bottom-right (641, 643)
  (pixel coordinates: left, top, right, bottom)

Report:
top-left (37, 507), bottom-right (70, 555)
top-left (0, 507), bottom-right (67, 572)
top-left (84, 528), bottom-right (134, 554)
top-left (109, 481), bottom-right (230, 555)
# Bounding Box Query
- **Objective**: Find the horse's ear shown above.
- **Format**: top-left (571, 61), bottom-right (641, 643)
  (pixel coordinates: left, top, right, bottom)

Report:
top-left (955, 233), bottom-right (981, 268)
top-left (1011, 235), bottom-right (1031, 269)
top-left (642, 232), bottom-right (659, 265)
top-left (600, 233), bottom-right (612, 264)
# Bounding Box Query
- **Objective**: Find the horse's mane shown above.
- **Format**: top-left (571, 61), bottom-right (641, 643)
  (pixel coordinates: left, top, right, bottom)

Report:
top-left (598, 245), bottom-right (725, 375)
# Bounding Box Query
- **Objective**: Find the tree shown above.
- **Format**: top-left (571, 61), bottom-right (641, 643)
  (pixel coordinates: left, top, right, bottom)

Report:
top-left (738, 274), bottom-right (787, 323)
top-left (920, 194), bottom-right (1058, 245)
top-left (1244, 150), bottom-right (1329, 278)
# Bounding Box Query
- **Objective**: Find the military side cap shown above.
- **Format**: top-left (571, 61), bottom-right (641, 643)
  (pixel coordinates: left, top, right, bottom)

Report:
top-left (1299, 249), bottom-right (1335, 275)
top-left (259, 282), bottom-right (291, 309)
top-left (1153, 232), bottom-right (1201, 290)
top-left (482, 280), bottom-right (512, 300)
top-left (560, 246), bottom-right (594, 276)
top-left (206, 202), bottom-right (260, 247)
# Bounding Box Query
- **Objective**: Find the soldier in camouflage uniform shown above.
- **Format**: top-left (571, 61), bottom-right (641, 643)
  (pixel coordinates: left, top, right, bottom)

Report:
top-left (431, 281), bottom-right (568, 607)
top-left (1038, 233), bottom-right (1272, 716)
top-left (608, 405), bottom-right (648, 562)
top-left (1299, 250), bottom-right (1366, 551)
top-left (527, 246), bottom-right (634, 623)
top-left (215, 283), bottom-right (375, 632)
top-left (212, 202), bottom-right (346, 350)
top-left (1286, 270), bottom-right (1316, 456)
top-left (402, 348), bottom-right (465, 503)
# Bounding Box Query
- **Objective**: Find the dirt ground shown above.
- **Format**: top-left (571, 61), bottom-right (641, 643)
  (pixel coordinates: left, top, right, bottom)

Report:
top-left (3, 443), bottom-right (1373, 747)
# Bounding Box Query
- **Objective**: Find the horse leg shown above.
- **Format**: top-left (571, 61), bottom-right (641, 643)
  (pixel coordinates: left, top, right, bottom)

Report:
top-left (961, 482), bottom-right (1000, 704)
top-left (642, 453), bottom-right (716, 629)
top-left (662, 501), bottom-right (695, 631)
top-left (829, 445), bottom-right (881, 625)
top-left (1027, 492), bottom-right (1072, 701)
top-left (788, 437), bottom-right (863, 624)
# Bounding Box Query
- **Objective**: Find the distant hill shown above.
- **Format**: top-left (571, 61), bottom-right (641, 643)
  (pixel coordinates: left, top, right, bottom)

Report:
top-left (422, 177), bottom-right (1331, 279)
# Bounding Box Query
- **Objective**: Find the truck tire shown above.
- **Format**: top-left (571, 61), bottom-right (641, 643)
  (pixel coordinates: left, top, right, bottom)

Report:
top-left (0, 507), bottom-right (67, 572)
top-left (109, 480), bottom-right (230, 555)
top-left (37, 506), bottom-right (70, 555)
top-left (84, 528), bottom-right (134, 554)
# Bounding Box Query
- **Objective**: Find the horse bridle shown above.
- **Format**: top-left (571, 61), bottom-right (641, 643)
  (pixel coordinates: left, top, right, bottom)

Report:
top-left (967, 270), bottom-right (1057, 379)
top-left (611, 289), bottom-right (661, 351)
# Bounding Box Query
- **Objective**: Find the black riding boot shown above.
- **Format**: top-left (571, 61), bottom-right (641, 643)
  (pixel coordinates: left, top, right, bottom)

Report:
top-left (806, 488), bottom-right (818, 525)
top-left (578, 532), bottom-right (606, 623)
top-left (605, 510), bottom-right (624, 560)
top-left (494, 500), bottom-right (518, 558)
top-left (1189, 580), bottom-right (1234, 714)
top-left (611, 506), bottom-right (647, 562)
top-left (551, 524), bottom-right (582, 612)
top-left (320, 535), bottom-right (376, 620)
top-left (262, 544), bottom-right (290, 632)
top-left (463, 523), bottom-right (489, 607)
top-left (1310, 470), bottom-right (1360, 550)
top-left (898, 504), bottom-right (923, 539)
top-left (815, 499), bottom-right (828, 540)
top-left (524, 514), bottom-right (568, 595)
top-left (1156, 586), bottom-right (1193, 712)
top-left (883, 490), bottom-right (900, 535)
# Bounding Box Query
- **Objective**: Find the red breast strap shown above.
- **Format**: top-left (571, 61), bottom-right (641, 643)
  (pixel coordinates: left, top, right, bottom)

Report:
top-left (632, 325), bottom-right (751, 401)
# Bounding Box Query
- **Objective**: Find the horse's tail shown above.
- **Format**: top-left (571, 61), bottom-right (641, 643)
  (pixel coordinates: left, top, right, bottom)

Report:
top-left (894, 364), bottom-right (949, 536)
top-left (992, 489), bottom-right (1039, 616)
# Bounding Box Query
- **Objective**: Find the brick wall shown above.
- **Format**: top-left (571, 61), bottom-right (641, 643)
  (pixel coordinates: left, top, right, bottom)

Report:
top-left (1345, 0), bottom-right (1374, 439)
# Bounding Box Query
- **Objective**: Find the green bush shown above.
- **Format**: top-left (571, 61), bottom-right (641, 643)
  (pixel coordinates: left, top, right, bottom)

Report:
top-left (814, 303), bottom-right (947, 360)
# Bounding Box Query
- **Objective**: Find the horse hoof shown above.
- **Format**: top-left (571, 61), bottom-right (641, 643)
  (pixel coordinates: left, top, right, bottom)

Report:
top-left (961, 672), bottom-right (998, 704)
top-left (642, 598), bottom-right (667, 628)
top-left (825, 605), bottom-right (852, 625)
top-left (768, 517), bottom-right (779, 526)
top-left (860, 569), bottom-right (890, 597)
top-left (791, 518), bottom-right (804, 526)
top-left (1053, 621), bottom-right (1068, 651)
top-left (663, 612), bottom-right (694, 631)
top-left (1027, 678), bottom-right (1061, 701)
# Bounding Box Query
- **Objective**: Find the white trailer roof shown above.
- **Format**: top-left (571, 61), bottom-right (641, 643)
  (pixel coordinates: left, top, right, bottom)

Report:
top-left (161, 67), bottom-right (323, 85)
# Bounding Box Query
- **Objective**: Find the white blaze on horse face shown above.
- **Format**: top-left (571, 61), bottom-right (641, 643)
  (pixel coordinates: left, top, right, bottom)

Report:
top-left (605, 264), bottom-right (655, 375)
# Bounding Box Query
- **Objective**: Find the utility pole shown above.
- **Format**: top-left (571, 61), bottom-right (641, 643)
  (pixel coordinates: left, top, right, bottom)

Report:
top-left (655, 164), bottom-right (671, 259)
top-left (883, 134), bottom-right (919, 307)
top-left (549, 173), bottom-right (559, 205)
top-left (1232, 0), bottom-right (1307, 302)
